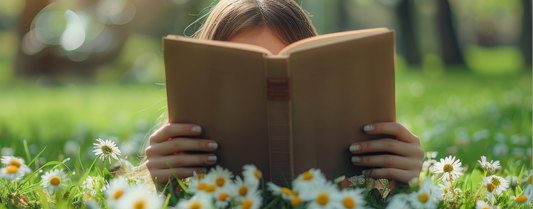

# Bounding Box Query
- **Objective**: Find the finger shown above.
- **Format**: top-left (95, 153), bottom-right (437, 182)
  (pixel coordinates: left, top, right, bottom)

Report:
top-left (363, 122), bottom-right (419, 144)
top-left (351, 154), bottom-right (421, 170)
top-left (350, 138), bottom-right (425, 158)
top-left (146, 154), bottom-right (217, 169)
top-left (150, 123), bottom-right (203, 143)
top-left (146, 138), bottom-right (217, 157)
top-left (363, 168), bottom-right (419, 185)
top-left (150, 167), bottom-right (207, 185)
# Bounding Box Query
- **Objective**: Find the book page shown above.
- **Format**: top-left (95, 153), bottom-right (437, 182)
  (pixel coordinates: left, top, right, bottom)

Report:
top-left (278, 28), bottom-right (390, 55)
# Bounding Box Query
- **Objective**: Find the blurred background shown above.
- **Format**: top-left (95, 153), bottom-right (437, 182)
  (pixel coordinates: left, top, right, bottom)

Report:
top-left (0, 0), bottom-right (531, 174)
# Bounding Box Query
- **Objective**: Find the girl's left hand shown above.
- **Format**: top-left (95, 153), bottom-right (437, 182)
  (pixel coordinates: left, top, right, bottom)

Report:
top-left (349, 122), bottom-right (424, 186)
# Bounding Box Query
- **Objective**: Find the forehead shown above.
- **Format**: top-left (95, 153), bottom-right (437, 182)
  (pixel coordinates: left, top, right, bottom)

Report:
top-left (228, 26), bottom-right (286, 55)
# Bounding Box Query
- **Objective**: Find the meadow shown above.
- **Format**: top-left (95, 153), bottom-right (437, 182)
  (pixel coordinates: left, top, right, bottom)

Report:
top-left (0, 70), bottom-right (531, 208)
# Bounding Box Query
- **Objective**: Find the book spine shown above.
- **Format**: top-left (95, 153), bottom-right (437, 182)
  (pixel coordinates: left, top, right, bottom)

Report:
top-left (263, 55), bottom-right (293, 185)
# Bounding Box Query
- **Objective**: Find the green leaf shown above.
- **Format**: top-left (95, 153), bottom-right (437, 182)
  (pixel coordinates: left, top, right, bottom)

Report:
top-left (28, 146), bottom-right (47, 167)
top-left (38, 190), bottom-right (52, 209)
top-left (103, 168), bottom-right (113, 183)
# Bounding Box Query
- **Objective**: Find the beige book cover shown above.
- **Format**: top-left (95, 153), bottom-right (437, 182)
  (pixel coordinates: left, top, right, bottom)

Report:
top-left (162, 27), bottom-right (396, 185)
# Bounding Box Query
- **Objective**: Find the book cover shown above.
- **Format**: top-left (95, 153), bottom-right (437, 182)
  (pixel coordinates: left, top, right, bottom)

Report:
top-left (163, 27), bottom-right (396, 184)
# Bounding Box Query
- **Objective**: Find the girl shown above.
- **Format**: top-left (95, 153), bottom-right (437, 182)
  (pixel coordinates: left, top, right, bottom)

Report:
top-left (140, 0), bottom-right (424, 193)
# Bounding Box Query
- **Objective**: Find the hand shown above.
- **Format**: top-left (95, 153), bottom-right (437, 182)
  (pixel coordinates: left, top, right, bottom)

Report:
top-left (349, 122), bottom-right (424, 186)
top-left (145, 123), bottom-right (218, 186)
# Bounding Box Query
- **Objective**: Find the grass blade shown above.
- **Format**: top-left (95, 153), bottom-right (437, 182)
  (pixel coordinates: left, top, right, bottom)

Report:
top-left (23, 140), bottom-right (31, 162)
top-left (28, 146), bottom-right (47, 167)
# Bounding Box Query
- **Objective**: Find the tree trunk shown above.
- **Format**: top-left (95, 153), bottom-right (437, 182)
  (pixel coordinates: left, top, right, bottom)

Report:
top-left (395, 0), bottom-right (421, 66)
top-left (436, 0), bottom-right (465, 67)
top-left (520, 0), bottom-right (532, 68)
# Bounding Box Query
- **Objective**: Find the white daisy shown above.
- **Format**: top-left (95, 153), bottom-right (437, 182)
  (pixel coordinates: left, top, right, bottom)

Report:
top-left (386, 194), bottom-right (410, 209)
top-left (482, 175), bottom-right (509, 200)
top-left (422, 159), bottom-right (437, 173)
top-left (116, 184), bottom-right (163, 209)
top-left (339, 188), bottom-right (366, 209)
top-left (237, 191), bottom-right (262, 209)
top-left (267, 182), bottom-right (295, 200)
top-left (213, 184), bottom-right (237, 209)
top-left (234, 176), bottom-right (258, 199)
top-left (430, 155), bottom-right (463, 182)
top-left (409, 182), bottom-right (438, 209)
top-left (477, 156), bottom-right (501, 174)
top-left (105, 176), bottom-right (130, 206)
top-left (242, 164), bottom-right (262, 187)
top-left (514, 184), bottom-right (532, 204)
top-left (188, 175), bottom-right (211, 195)
top-left (292, 168), bottom-right (327, 199)
top-left (0, 165), bottom-right (31, 180)
top-left (82, 175), bottom-right (101, 197)
top-left (1, 156), bottom-right (25, 167)
top-left (289, 194), bottom-right (303, 207)
top-left (426, 151), bottom-right (438, 159)
top-left (305, 181), bottom-right (342, 209)
top-left (207, 165), bottom-right (234, 188)
top-left (40, 169), bottom-right (70, 194)
top-left (93, 138), bottom-right (121, 163)
top-left (476, 200), bottom-right (492, 209)
top-left (176, 193), bottom-right (213, 209)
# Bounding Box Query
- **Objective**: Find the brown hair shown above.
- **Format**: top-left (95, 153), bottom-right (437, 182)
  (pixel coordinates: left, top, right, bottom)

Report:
top-left (194, 0), bottom-right (318, 44)
top-left (134, 0), bottom-right (318, 190)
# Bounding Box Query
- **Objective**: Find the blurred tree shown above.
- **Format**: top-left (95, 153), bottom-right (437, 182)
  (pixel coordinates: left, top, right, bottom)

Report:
top-left (520, 0), bottom-right (532, 68)
top-left (436, 0), bottom-right (465, 67)
top-left (395, 0), bottom-right (421, 66)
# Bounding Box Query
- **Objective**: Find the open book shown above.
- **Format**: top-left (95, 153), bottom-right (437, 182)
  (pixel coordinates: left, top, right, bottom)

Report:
top-left (162, 27), bottom-right (396, 184)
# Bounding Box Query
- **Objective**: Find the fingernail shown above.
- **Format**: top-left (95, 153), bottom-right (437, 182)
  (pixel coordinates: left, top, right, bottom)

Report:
top-left (351, 156), bottom-right (361, 162)
top-left (191, 126), bottom-right (202, 132)
top-left (207, 155), bottom-right (217, 163)
top-left (349, 144), bottom-right (360, 152)
top-left (208, 142), bottom-right (218, 150)
top-left (363, 125), bottom-right (374, 132)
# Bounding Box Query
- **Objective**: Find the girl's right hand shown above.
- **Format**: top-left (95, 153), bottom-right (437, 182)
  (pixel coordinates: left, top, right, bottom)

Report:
top-left (145, 123), bottom-right (218, 186)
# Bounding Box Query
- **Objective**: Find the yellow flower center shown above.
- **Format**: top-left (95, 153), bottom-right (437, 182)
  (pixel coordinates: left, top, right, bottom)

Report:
top-left (303, 171), bottom-right (314, 181)
top-left (134, 199), bottom-right (145, 209)
top-left (281, 187), bottom-right (293, 196)
top-left (195, 173), bottom-right (205, 180)
top-left (487, 183), bottom-right (495, 193)
top-left (254, 170), bottom-right (262, 179)
top-left (343, 197), bottom-right (356, 208)
top-left (482, 206), bottom-right (490, 209)
top-left (242, 199), bottom-right (253, 209)
top-left (190, 202), bottom-right (201, 209)
top-left (218, 193), bottom-right (229, 201)
top-left (50, 177), bottom-right (60, 186)
top-left (101, 145), bottom-right (113, 154)
top-left (113, 190), bottom-right (123, 200)
top-left (515, 195), bottom-right (528, 203)
top-left (197, 183), bottom-right (206, 190)
top-left (216, 177), bottom-right (225, 187)
top-left (291, 196), bottom-right (302, 206)
top-left (6, 165), bottom-right (18, 174)
top-left (205, 185), bottom-right (216, 192)
top-left (491, 177), bottom-right (501, 187)
top-left (317, 193), bottom-right (329, 205)
top-left (239, 186), bottom-right (248, 196)
top-left (528, 175), bottom-right (532, 185)
top-left (10, 160), bottom-right (21, 167)
top-left (443, 164), bottom-right (453, 172)
top-left (418, 193), bottom-right (429, 203)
